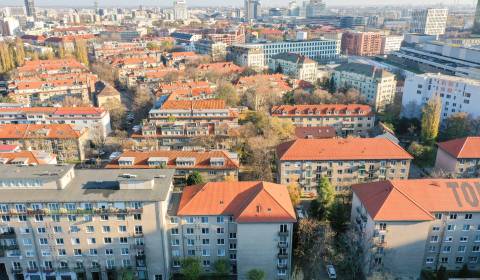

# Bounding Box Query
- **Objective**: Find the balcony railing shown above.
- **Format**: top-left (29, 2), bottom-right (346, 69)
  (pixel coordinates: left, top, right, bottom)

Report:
top-left (5, 207), bottom-right (144, 216)
top-left (277, 252), bottom-right (288, 259)
top-left (0, 230), bottom-right (15, 239)
top-left (11, 267), bottom-right (22, 274)
top-left (42, 267), bottom-right (54, 273)
top-left (277, 263), bottom-right (288, 269)
top-left (278, 230), bottom-right (289, 236)
top-left (278, 242), bottom-right (288, 248)
top-left (26, 268), bottom-right (39, 273)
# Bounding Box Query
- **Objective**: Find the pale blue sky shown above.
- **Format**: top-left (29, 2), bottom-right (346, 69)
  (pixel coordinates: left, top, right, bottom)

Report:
top-left (1, 0), bottom-right (476, 7)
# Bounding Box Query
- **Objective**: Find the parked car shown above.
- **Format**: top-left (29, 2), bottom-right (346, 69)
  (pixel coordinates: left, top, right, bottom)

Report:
top-left (326, 265), bottom-right (336, 279)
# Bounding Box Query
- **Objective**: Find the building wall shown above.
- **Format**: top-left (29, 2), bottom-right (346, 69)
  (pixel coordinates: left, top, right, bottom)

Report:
top-left (434, 148), bottom-right (458, 174)
top-left (237, 223), bottom-right (293, 280)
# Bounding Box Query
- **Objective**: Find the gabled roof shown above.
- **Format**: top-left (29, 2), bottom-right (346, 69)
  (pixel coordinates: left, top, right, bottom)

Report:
top-left (277, 138), bottom-right (413, 161)
top-left (177, 181), bottom-right (296, 223)
top-left (353, 179), bottom-right (480, 221)
top-left (160, 99), bottom-right (226, 110)
top-left (335, 63), bottom-right (394, 79)
top-left (0, 124), bottom-right (83, 139)
top-left (271, 104), bottom-right (373, 117)
top-left (437, 137), bottom-right (480, 159)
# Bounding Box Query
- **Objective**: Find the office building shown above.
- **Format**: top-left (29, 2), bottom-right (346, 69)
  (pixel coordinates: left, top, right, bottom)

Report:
top-left (435, 137), bottom-right (480, 178)
top-left (228, 45), bottom-right (265, 71)
top-left (276, 138), bottom-right (412, 195)
top-left (380, 35), bottom-right (404, 54)
top-left (245, 38), bottom-right (340, 63)
top-left (0, 17), bottom-right (20, 36)
top-left (401, 73), bottom-right (480, 123)
top-left (341, 31), bottom-right (383, 57)
top-left (24, 0), bottom-right (35, 19)
top-left (410, 8), bottom-right (448, 36)
top-left (269, 53), bottom-right (318, 83)
top-left (332, 63), bottom-right (397, 111)
top-left (473, 0), bottom-right (480, 34)
top-left (352, 178), bottom-right (480, 279)
top-left (167, 181), bottom-right (296, 279)
top-left (106, 150), bottom-right (239, 184)
top-left (0, 165), bottom-right (174, 280)
top-left (305, 0), bottom-right (326, 18)
top-left (173, 0), bottom-right (188, 21)
top-left (245, 0), bottom-right (261, 20)
top-left (271, 104), bottom-right (375, 137)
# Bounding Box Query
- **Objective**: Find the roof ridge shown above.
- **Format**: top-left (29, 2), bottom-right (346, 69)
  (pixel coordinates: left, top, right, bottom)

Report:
top-left (386, 181), bottom-right (434, 220)
top-left (177, 183), bottom-right (207, 214)
top-left (457, 137), bottom-right (470, 158)
top-left (234, 182), bottom-right (264, 217)
top-left (260, 182), bottom-right (296, 219)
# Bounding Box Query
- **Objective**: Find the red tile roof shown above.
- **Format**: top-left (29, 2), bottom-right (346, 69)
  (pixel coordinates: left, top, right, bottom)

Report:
top-left (271, 104), bottom-right (373, 117)
top-left (105, 150), bottom-right (239, 170)
top-left (437, 137), bottom-right (480, 159)
top-left (0, 151), bottom-right (49, 165)
top-left (197, 62), bottom-right (243, 73)
top-left (177, 181), bottom-right (296, 223)
top-left (0, 124), bottom-right (83, 139)
top-left (171, 52), bottom-right (197, 58)
top-left (161, 99), bottom-right (226, 110)
top-left (352, 179), bottom-right (480, 221)
top-left (277, 138), bottom-right (412, 161)
top-left (237, 74), bottom-right (292, 92)
top-left (294, 126), bottom-right (336, 139)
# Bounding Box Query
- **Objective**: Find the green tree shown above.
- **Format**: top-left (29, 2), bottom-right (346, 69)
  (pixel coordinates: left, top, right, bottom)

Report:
top-left (287, 183), bottom-right (301, 206)
top-left (213, 259), bottom-right (230, 276)
top-left (328, 201), bottom-right (349, 236)
top-left (247, 269), bottom-right (265, 280)
top-left (215, 82), bottom-right (239, 106)
top-left (181, 257), bottom-right (202, 280)
top-left (74, 39), bottom-right (89, 66)
top-left (315, 177), bottom-right (335, 220)
top-left (421, 97), bottom-right (442, 144)
top-left (440, 112), bottom-right (471, 141)
top-left (294, 219), bottom-right (326, 278)
top-left (186, 171), bottom-right (204, 186)
top-left (118, 268), bottom-right (135, 280)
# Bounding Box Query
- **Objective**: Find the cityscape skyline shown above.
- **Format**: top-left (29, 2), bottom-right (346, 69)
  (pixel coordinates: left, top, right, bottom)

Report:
top-left (0, 0), bottom-right (476, 8)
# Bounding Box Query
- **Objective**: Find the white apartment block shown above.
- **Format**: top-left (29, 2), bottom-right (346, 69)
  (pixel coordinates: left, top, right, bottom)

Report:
top-left (352, 178), bottom-right (480, 279)
top-left (401, 73), bottom-right (480, 124)
top-left (229, 45), bottom-right (266, 71)
top-left (410, 8), bottom-right (448, 36)
top-left (381, 35), bottom-right (404, 54)
top-left (0, 165), bottom-right (175, 280)
top-left (435, 137), bottom-right (480, 178)
top-left (333, 63), bottom-right (397, 111)
top-left (0, 107), bottom-right (112, 138)
top-left (269, 53), bottom-right (318, 83)
top-left (167, 181), bottom-right (296, 280)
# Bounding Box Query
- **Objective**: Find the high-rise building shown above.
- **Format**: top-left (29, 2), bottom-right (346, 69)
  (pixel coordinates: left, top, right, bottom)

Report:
top-left (474, 0), bottom-right (480, 34)
top-left (244, 0), bottom-right (261, 20)
top-left (173, 0), bottom-right (188, 21)
top-left (341, 31), bottom-right (383, 56)
top-left (24, 0), bottom-right (35, 19)
top-left (410, 8), bottom-right (448, 36)
top-left (305, 0), bottom-right (325, 18)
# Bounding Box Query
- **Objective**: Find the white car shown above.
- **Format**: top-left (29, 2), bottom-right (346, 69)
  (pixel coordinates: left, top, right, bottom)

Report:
top-left (132, 125), bottom-right (141, 132)
top-left (326, 265), bottom-right (336, 279)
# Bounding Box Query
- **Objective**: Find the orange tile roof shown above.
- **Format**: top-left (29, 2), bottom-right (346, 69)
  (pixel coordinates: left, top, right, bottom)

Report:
top-left (277, 138), bottom-right (413, 161)
top-left (105, 150), bottom-right (239, 170)
top-left (437, 137), bottom-right (480, 159)
top-left (295, 126), bottom-right (336, 139)
top-left (17, 59), bottom-right (86, 73)
top-left (171, 52), bottom-right (197, 58)
top-left (197, 62), bottom-right (243, 73)
top-left (0, 124), bottom-right (83, 139)
top-left (177, 181), bottom-right (296, 223)
top-left (237, 74), bottom-right (292, 92)
top-left (161, 99), bottom-right (226, 110)
top-left (271, 104), bottom-right (374, 117)
top-left (0, 151), bottom-right (46, 165)
top-left (352, 178), bottom-right (480, 221)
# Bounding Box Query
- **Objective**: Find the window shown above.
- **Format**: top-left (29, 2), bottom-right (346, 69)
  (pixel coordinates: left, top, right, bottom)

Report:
top-left (442, 246), bottom-right (451, 253)
top-left (53, 226), bottom-right (62, 233)
top-left (102, 226), bottom-right (111, 233)
top-left (135, 225), bottom-right (143, 234)
top-left (70, 226), bottom-right (80, 233)
top-left (121, 248), bottom-right (129, 255)
top-left (120, 237), bottom-right (128, 244)
top-left (202, 239), bottom-right (210, 245)
top-left (426, 257), bottom-right (434, 264)
top-left (217, 227), bottom-right (225, 234)
top-left (37, 227), bottom-right (46, 234)
top-left (447, 224), bottom-right (455, 231)
top-left (445, 236), bottom-right (453, 242)
top-left (201, 217), bottom-right (208, 223)
top-left (469, 257), bottom-right (478, 263)
top-left (450, 213), bottom-right (457, 219)
top-left (202, 249), bottom-right (210, 256)
top-left (217, 239), bottom-right (225, 245)
top-left (67, 215), bottom-right (76, 222)
top-left (187, 239), bottom-right (195, 246)
top-left (155, 275), bottom-right (163, 280)
top-left (105, 249), bottom-right (113, 255)
top-left (100, 215), bottom-right (108, 221)
top-left (202, 228), bottom-right (209, 234)
top-left (216, 216), bottom-right (224, 224)
top-left (441, 257), bottom-right (449, 264)
top-left (187, 249), bottom-right (195, 256)
top-left (119, 225), bottom-right (127, 232)
top-left (56, 238), bottom-right (64, 245)
top-left (432, 226), bottom-right (440, 231)
top-left (458, 245), bottom-right (466, 252)
top-left (39, 238), bottom-right (48, 245)
top-left (171, 239), bottom-right (180, 246)
top-left (87, 238), bottom-right (96, 244)
top-left (229, 233), bottom-right (237, 239)
top-left (71, 238), bottom-right (80, 245)
top-left (170, 217), bottom-right (179, 224)
top-left (186, 228), bottom-right (194, 235)
top-left (86, 226), bottom-right (94, 233)
top-left (465, 213), bottom-right (473, 220)
top-left (89, 249), bottom-right (98, 256)
top-left (456, 257), bottom-right (464, 263)
top-left (57, 249), bottom-right (66, 256)
top-left (463, 224), bottom-right (471, 231)
top-left (134, 214), bottom-right (142, 220)
top-left (217, 249), bottom-right (225, 256)
top-left (202, 260), bottom-right (210, 267)
top-left (74, 249), bottom-right (82, 256)
top-left (460, 236), bottom-right (468, 242)
top-left (104, 237), bottom-right (112, 244)
top-left (473, 246), bottom-right (480, 252)
top-left (185, 217), bottom-right (194, 224)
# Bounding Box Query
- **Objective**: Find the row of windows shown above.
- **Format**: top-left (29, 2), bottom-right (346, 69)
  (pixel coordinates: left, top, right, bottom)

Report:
top-left (1, 213), bottom-right (142, 223)
top-left (22, 235), bottom-right (143, 247)
top-left (171, 227), bottom-right (236, 236)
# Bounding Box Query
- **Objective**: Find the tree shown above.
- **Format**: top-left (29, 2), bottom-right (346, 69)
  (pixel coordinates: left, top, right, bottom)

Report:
top-left (213, 259), bottom-right (230, 276)
top-left (215, 82), bottom-right (239, 106)
top-left (294, 219), bottom-right (326, 279)
top-left (181, 257), bottom-right (202, 280)
top-left (328, 201), bottom-right (349, 236)
top-left (133, 86), bottom-right (154, 120)
top-left (74, 39), bottom-right (89, 66)
top-left (440, 112), bottom-right (471, 141)
top-left (315, 177), bottom-right (335, 220)
top-left (118, 268), bottom-right (135, 280)
top-left (247, 269), bottom-right (265, 280)
top-left (332, 231), bottom-right (365, 280)
top-left (457, 264), bottom-right (470, 277)
top-left (408, 141), bottom-right (437, 167)
top-left (13, 38), bottom-right (25, 66)
top-left (102, 98), bottom-right (126, 131)
top-left (287, 183), bottom-right (301, 206)
top-left (57, 46), bottom-right (66, 58)
top-left (420, 97), bottom-right (442, 144)
top-left (91, 62), bottom-right (118, 85)
top-left (0, 42), bottom-right (14, 74)
top-left (186, 171), bottom-right (204, 186)
top-left (436, 266), bottom-right (447, 280)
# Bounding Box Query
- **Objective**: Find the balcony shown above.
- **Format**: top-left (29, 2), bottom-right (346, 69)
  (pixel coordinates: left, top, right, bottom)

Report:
top-left (131, 244), bottom-right (145, 250)
top-left (0, 244), bottom-right (19, 251)
top-left (42, 267), bottom-right (54, 273)
top-left (277, 252), bottom-right (288, 259)
top-left (277, 263), bottom-right (288, 269)
top-left (278, 230), bottom-right (289, 236)
top-left (0, 230), bottom-right (15, 239)
top-left (26, 268), bottom-right (39, 273)
top-left (133, 232), bottom-right (144, 238)
top-left (375, 240), bottom-right (387, 247)
top-left (11, 267), bottom-right (22, 274)
top-left (278, 242), bottom-right (288, 248)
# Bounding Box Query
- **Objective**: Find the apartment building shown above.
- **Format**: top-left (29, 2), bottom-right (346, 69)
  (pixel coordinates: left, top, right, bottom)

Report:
top-left (0, 124), bottom-right (88, 162)
top-left (341, 31), bottom-right (382, 57)
top-left (269, 53), bottom-right (318, 83)
top-left (0, 150), bottom-right (57, 165)
top-left (0, 107), bottom-right (111, 138)
top-left (270, 104), bottom-right (375, 137)
top-left (276, 138), bottom-right (412, 196)
top-left (236, 74), bottom-right (292, 95)
top-left (196, 62), bottom-right (244, 76)
top-left (156, 81), bottom-right (214, 100)
top-left (245, 38), bottom-right (340, 63)
top-left (7, 59), bottom-right (97, 106)
top-left (0, 165), bottom-right (175, 280)
top-left (228, 45), bottom-right (265, 71)
top-left (351, 178), bottom-right (480, 279)
top-left (106, 150), bottom-right (239, 184)
top-left (402, 73), bottom-right (480, 124)
top-left (167, 181), bottom-right (296, 280)
top-left (410, 8), bottom-right (448, 36)
top-left (435, 137), bottom-right (480, 178)
top-left (332, 63), bottom-right (397, 111)
top-left (380, 34), bottom-right (404, 54)
top-left (194, 40), bottom-right (227, 62)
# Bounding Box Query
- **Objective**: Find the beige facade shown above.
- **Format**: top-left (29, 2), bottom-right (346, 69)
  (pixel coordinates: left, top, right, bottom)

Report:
top-left (435, 147), bottom-right (480, 178)
top-left (229, 45), bottom-right (265, 71)
top-left (0, 166), bottom-right (175, 280)
top-left (269, 53), bottom-right (318, 83)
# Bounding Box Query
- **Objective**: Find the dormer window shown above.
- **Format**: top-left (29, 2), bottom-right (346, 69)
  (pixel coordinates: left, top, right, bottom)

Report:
top-left (210, 157), bottom-right (225, 167)
top-left (118, 157), bottom-right (135, 166)
top-left (0, 158), bottom-right (8, 164)
top-left (147, 157), bottom-right (169, 167)
top-left (175, 157), bottom-right (196, 166)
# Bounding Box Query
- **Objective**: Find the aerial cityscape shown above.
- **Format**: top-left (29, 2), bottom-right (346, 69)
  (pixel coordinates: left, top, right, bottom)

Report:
top-left (0, 0), bottom-right (479, 279)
